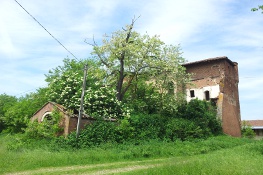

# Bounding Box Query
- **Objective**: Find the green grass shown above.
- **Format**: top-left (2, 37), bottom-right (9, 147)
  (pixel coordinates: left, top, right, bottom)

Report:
top-left (0, 134), bottom-right (262, 174)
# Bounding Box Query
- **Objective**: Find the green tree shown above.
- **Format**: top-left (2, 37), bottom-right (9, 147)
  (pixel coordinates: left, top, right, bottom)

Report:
top-left (0, 94), bottom-right (17, 132)
top-left (46, 58), bottom-right (130, 119)
top-left (2, 89), bottom-right (48, 133)
top-left (46, 58), bottom-right (105, 111)
top-left (91, 18), bottom-right (189, 102)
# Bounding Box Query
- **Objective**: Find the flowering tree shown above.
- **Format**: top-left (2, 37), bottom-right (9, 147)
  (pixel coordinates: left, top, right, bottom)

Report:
top-left (46, 58), bottom-right (130, 119)
top-left (91, 18), bottom-right (190, 102)
top-left (84, 87), bottom-right (130, 119)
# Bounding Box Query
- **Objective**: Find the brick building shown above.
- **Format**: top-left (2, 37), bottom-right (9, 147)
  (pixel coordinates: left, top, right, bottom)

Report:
top-left (31, 102), bottom-right (95, 136)
top-left (183, 56), bottom-right (241, 137)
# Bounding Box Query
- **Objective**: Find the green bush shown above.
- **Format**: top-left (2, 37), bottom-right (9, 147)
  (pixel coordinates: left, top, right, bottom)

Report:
top-left (241, 121), bottom-right (256, 139)
top-left (65, 114), bottom-right (166, 148)
top-left (176, 99), bottom-right (222, 136)
top-left (24, 109), bottom-right (63, 139)
top-left (62, 99), bottom-right (222, 148)
top-left (114, 118), bottom-right (135, 143)
top-left (165, 118), bottom-right (204, 141)
top-left (129, 113), bottom-right (166, 140)
top-left (66, 120), bottom-right (117, 148)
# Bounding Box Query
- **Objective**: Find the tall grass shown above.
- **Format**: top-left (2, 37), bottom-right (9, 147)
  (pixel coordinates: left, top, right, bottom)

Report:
top-left (0, 134), bottom-right (261, 174)
top-left (123, 141), bottom-right (263, 175)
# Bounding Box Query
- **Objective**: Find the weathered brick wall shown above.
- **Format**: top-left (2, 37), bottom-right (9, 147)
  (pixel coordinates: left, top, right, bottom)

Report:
top-left (67, 117), bottom-right (95, 134)
top-left (184, 58), bottom-right (241, 137)
top-left (185, 59), bottom-right (224, 88)
top-left (220, 61), bottom-right (241, 137)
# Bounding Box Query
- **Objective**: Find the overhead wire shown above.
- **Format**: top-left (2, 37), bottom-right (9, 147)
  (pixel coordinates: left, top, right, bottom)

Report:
top-left (13, 0), bottom-right (80, 61)
top-left (12, 0), bottom-right (83, 96)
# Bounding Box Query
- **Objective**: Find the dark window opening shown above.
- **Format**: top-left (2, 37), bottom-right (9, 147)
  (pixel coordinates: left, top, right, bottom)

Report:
top-left (211, 98), bottom-right (217, 106)
top-left (44, 114), bottom-right (52, 120)
top-left (205, 91), bottom-right (210, 101)
top-left (190, 90), bottom-right (195, 97)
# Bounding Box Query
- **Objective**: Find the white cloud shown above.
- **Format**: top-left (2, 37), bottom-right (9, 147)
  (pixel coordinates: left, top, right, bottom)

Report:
top-left (136, 0), bottom-right (227, 44)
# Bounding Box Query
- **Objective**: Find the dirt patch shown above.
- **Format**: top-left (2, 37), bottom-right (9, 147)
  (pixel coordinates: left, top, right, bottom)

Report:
top-left (5, 159), bottom-right (165, 175)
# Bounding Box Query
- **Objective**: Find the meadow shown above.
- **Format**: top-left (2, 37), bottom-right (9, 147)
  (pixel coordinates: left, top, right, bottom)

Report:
top-left (0, 134), bottom-right (263, 175)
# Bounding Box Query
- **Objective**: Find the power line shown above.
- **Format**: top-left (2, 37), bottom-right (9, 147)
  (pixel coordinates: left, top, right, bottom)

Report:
top-left (14, 0), bottom-right (79, 61)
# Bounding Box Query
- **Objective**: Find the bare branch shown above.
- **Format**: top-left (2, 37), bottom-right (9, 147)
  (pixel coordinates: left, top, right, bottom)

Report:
top-left (84, 38), bottom-right (95, 46)
top-left (132, 15), bottom-right (141, 24)
top-left (84, 35), bottom-right (97, 46)
top-left (122, 27), bottom-right (127, 31)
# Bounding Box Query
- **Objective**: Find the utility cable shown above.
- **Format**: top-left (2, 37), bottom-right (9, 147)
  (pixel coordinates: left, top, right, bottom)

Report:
top-left (14, 0), bottom-right (80, 61)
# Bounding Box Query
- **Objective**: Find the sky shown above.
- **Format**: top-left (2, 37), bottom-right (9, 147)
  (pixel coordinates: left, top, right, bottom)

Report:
top-left (0, 0), bottom-right (262, 120)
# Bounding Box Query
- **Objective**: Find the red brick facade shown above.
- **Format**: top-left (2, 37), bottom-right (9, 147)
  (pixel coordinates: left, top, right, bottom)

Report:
top-left (183, 57), bottom-right (241, 137)
top-left (31, 102), bottom-right (94, 136)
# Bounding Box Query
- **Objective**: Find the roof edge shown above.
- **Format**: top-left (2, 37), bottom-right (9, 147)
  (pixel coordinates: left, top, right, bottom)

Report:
top-left (32, 101), bottom-right (67, 117)
top-left (182, 56), bottom-right (236, 66)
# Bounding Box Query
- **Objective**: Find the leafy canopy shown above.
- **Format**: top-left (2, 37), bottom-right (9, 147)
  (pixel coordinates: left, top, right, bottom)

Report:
top-left (91, 18), bottom-right (189, 101)
top-left (45, 58), bottom-right (129, 119)
top-left (1, 89), bottom-right (48, 133)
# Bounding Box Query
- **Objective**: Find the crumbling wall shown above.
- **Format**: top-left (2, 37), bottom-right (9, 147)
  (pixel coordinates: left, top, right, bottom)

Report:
top-left (183, 57), bottom-right (241, 137)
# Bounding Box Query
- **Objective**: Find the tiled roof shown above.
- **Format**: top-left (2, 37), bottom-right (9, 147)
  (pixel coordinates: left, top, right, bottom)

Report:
top-left (244, 120), bottom-right (263, 127)
top-left (182, 56), bottom-right (236, 66)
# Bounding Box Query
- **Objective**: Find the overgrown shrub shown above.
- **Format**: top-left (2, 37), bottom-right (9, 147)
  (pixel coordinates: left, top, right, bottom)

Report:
top-left (63, 99), bottom-right (222, 148)
top-left (24, 109), bottom-right (63, 139)
top-left (165, 118), bottom-right (204, 141)
top-left (176, 99), bottom-right (222, 136)
top-left (241, 121), bottom-right (256, 139)
top-left (129, 113), bottom-right (166, 140)
top-left (66, 120), bottom-right (117, 148)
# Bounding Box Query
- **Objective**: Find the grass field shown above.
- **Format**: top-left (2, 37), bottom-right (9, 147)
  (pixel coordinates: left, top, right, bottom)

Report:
top-left (0, 134), bottom-right (262, 175)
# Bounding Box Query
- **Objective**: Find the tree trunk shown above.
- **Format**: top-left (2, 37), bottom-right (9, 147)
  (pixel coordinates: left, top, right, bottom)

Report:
top-left (116, 57), bottom-right (125, 101)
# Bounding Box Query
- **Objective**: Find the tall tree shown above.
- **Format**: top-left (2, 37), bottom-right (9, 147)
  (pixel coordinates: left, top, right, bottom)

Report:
top-left (91, 18), bottom-right (189, 101)
top-left (45, 58), bottom-right (105, 111)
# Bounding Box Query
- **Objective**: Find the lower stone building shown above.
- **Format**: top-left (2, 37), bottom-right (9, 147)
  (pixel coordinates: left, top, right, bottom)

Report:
top-left (183, 56), bottom-right (241, 137)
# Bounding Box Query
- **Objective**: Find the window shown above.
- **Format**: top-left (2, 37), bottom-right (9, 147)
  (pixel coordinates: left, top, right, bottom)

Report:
top-left (190, 90), bottom-right (195, 98)
top-left (41, 111), bottom-right (52, 122)
top-left (205, 91), bottom-right (210, 101)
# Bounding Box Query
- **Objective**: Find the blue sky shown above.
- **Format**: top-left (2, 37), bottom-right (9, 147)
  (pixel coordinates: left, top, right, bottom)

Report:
top-left (0, 0), bottom-right (262, 120)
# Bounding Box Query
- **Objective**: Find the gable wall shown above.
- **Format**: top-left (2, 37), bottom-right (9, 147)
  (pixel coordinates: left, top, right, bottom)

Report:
top-left (31, 102), bottom-right (71, 136)
top-left (31, 102), bottom-right (55, 122)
